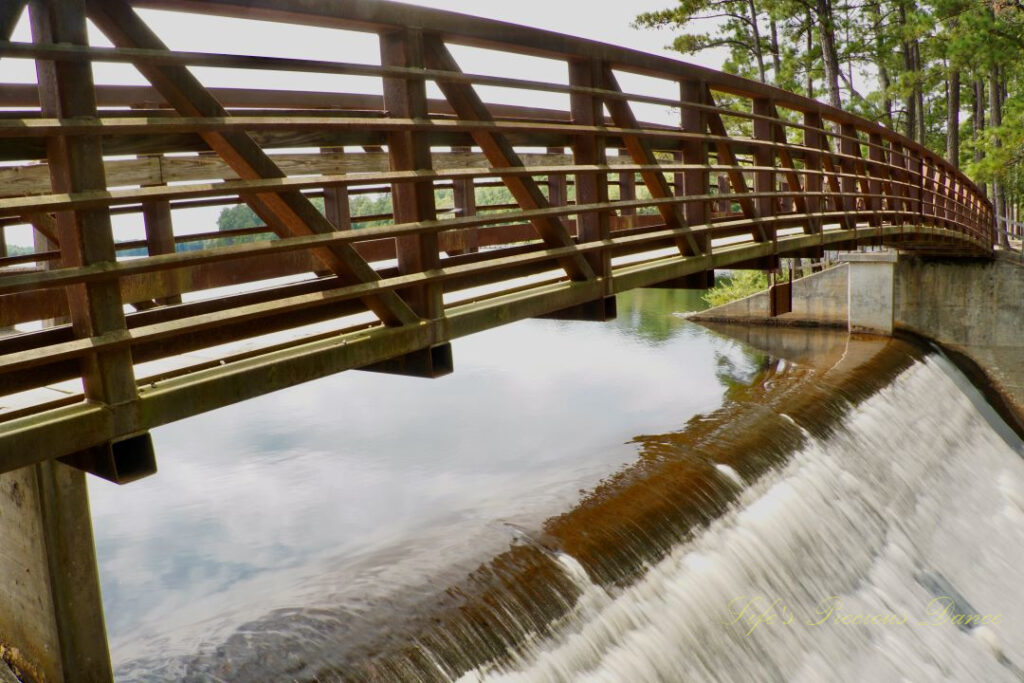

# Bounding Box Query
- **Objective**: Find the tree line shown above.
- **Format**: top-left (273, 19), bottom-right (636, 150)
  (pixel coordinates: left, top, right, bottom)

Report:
top-left (635, 0), bottom-right (1024, 244)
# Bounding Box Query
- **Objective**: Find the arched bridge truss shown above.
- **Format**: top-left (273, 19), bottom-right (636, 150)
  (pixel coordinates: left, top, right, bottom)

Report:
top-left (0, 0), bottom-right (995, 480)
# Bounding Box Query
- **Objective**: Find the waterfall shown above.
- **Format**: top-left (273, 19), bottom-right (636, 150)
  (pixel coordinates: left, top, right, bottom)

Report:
top-left (124, 338), bottom-right (1024, 682)
top-left (456, 354), bottom-right (1024, 682)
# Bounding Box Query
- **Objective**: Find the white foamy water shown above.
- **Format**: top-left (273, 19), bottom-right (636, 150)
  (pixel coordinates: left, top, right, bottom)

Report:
top-left (459, 355), bottom-right (1024, 682)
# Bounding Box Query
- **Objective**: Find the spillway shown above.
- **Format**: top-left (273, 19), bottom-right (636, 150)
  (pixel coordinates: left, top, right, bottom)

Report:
top-left (99, 295), bottom-right (1024, 682)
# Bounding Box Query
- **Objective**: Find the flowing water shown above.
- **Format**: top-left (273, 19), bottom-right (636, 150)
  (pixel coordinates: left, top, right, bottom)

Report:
top-left (88, 289), bottom-right (1024, 682)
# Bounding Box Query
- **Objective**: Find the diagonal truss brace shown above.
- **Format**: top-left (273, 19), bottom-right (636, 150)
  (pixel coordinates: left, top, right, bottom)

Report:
top-left (804, 113), bottom-right (855, 231)
top-left (0, 0), bottom-right (26, 43)
top-left (85, 0), bottom-right (419, 326)
top-left (421, 34), bottom-right (594, 281)
top-left (764, 102), bottom-right (808, 218)
top-left (700, 86), bottom-right (768, 242)
top-left (600, 66), bottom-right (702, 256)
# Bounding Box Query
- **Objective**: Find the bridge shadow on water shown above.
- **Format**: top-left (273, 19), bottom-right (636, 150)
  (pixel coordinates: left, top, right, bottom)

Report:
top-left (94, 290), bottom-right (1024, 683)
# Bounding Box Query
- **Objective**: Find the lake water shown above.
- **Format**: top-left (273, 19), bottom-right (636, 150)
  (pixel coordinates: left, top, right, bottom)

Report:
top-left (86, 288), bottom-right (1024, 682)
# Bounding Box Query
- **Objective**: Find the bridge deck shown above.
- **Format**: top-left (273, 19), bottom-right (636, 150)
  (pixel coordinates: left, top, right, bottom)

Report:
top-left (0, 0), bottom-right (994, 479)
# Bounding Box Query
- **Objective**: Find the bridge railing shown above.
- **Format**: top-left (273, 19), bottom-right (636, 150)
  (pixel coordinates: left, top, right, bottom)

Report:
top-left (0, 0), bottom-right (995, 472)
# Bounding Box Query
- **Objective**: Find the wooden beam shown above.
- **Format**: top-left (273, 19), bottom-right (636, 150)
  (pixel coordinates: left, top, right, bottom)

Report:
top-left (765, 103), bottom-right (807, 217)
top-left (320, 148), bottom-right (352, 233)
top-left (0, 0), bottom-right (26, 42)
top-left (450, 146), bottom-right (478, 253)
top-left (600, 66), bottom-right (701, 257)
top-left (421, 33), bottom-right (594, 281)
top-left (570, 59), bottom-right (611, 277)
top-left (805, 113), bottom-right (854, 231)
top-left (84, 0), bottom-right (419, 326)
top-left (30, 0), bottom-right (137, 408)
top-left (0, 150), bottom-right (593, 199)
top-left (701, 86), bottom-right (764, 241)
top-left (380, 28), bottom-right (442, 321)
top-left (27, 1), bottom-right (123, 677)
top-left (752, 99), bottom-right (777, 241)
top-left (868, 134), bottom-right (894, 227)
top-left (617, 148), bottom-right (636, 222)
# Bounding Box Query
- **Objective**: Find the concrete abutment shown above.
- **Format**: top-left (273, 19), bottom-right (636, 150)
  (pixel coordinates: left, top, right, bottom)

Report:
top-left (690, 250), bottom-right (1024, 421)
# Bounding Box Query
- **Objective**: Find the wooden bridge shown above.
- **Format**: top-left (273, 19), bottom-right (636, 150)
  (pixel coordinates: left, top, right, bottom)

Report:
top-left (0, 0), bottom-right (996, 483)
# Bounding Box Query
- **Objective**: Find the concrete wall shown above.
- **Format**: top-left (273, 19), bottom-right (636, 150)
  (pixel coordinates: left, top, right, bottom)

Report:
top-left (0, 468), bottom-right (62, 683)
top-left (844, 252), bottom-right (897, 335)
top-left (894, 254), bottom-right (1024, 416)
top-left (690, 252), bottom-right (1024, 422)
top-left (0, 460), bottom-right (113, 683)
top-left (690, 264), bottom-right (849, 327)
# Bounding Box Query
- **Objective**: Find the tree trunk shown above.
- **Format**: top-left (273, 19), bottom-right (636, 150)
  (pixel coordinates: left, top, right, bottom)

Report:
top-left (747, 0), bottom-right (766, 83)
top-left (974, 75), bottom-right (986, 197)
top-left (816, 0), bottom-right (842, 108)
top-left (880, 65), bottom-right (892, 127)
top-left (769, 18), bottom-right (781, 84)
top-left (898, 4), bottom-right (915, 140)
top-left (867, 0), bottom-right (892, 127)
top-left (947, 68), bottom-right (959, 168)
top-left (989, 64), bottom-right (1007, 246)
top-left (914, 42), bottom-right (925, 145)
top-left (805, 12), bottom-right (814, 98)
top-left (902, 50), bottom-right (915, 139)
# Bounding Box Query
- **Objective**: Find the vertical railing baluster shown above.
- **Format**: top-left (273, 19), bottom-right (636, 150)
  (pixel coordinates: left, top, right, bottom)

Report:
top-left (680, 80), bottom-right (710, 255)
top-left (618, 147), bottom-right (636, 228)
top-left (911, 151), bottom-right (924, 226)
top-left (321, 147), bottom-right (352, 233)
top-left (752, 99), bottom-right (777, 241)
top-left (28, 0), bottom-right (138, 677)
top-left (867, 134), bottom-right (884, 229)
top-left (546, 146), bottom-right (568, 213)
top-left (802, 112), bottom-right (823, 235)
top-left (717, 175), bottom-right (731, 215)
top-left (839, 124), bottom-right (860, 237)
top-left (141, 164), bottom-right (181, 306)
top-left (922, 159), bottom-right (936, 226)
top-left (568, 58), bottom-right (610, 279)
top-left (936, 165), bottom-right (949, 228)
top-left (451, 145), bottom-right (478, 253)
top-left (380, 28), bottom-right (442, 321)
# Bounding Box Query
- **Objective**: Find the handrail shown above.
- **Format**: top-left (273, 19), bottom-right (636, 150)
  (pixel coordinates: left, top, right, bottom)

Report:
top-left (0, 0), bottom-right (996, 469)
top-left (126, 0), bottom-right (989, 202)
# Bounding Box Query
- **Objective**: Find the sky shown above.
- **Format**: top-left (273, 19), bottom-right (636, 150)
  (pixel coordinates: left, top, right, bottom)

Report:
top-left (0, 0), bottom-right (726, 246)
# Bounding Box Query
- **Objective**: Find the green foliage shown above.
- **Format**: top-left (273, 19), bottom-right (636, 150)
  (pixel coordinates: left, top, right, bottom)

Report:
top-left (216, 202), bottom-right (265, 232)
top-left (702, 270), bottom-right (771, 307)
top-left (636, 0), bottom-right (1024, 237)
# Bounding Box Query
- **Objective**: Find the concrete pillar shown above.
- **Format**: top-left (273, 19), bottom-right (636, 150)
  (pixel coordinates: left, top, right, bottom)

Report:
top-left (840, 251), bottom-right (898, 335)
top-left (0, 467), bottom-right (65, 682)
